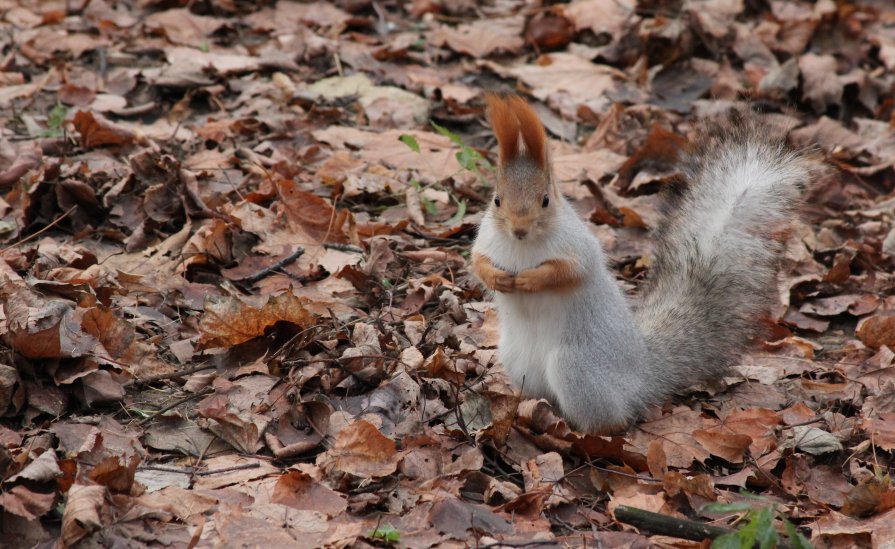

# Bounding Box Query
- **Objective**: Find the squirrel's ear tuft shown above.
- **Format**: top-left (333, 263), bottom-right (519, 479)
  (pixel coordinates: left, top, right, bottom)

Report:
top-left (486, 93), bottom-right (548, 170)
top-left (486, 93), bottom-right (520, 166)
top-left (507, 95), bottom-right (547, 171)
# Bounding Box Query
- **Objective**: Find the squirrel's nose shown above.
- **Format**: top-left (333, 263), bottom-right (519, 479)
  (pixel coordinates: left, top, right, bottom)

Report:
top-left (513, 228), bottom-right (528, 240)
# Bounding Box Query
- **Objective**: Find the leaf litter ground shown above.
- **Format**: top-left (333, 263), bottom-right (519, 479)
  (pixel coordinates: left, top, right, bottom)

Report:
top-left (1, 0), bottom-right (895, 547)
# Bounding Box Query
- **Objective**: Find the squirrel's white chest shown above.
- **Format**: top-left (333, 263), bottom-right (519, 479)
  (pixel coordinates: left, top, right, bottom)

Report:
top-left (494, 291), bottom-right (571, 398)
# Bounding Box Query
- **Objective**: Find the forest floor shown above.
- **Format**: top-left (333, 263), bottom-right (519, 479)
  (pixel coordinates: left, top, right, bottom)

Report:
top-left (1, 0), bottom-right (895, 547)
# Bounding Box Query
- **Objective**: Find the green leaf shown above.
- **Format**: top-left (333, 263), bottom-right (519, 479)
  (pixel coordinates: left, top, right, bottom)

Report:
top-left (430, 121), bottom-right (463, 145)
top-left (399, 134), bottom-right (420, 153)
top-left (447, 196), bottom-right (466, 226)
top-left (422, 196), bottom-right (437, 215)
top-left (711, 533), bottom-right (747, 549)
top-left (381, 278), bottom-right (393, 289)
top-left (42, 103), bottom-right (68, 137)
top-left (754, 507), bottom-right (776, 548)
top-left (784, 520), bottom-right (815, 549)
top-left (0, 220), bottom-right (17, 236)
top-left (368, 523), bottom-right (400, 543)
top-left (701, 502), bottom-right (756, 514)
top-left (736, 507), bottom-right (776, 549)
top-left (456, 148), bottom-right (475, 172)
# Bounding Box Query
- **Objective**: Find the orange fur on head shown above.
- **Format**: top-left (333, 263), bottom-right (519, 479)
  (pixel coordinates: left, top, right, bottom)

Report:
top-left (485, 94), bottom-right (547, 170)
top-left (486, 93), bottom-right (520, 165)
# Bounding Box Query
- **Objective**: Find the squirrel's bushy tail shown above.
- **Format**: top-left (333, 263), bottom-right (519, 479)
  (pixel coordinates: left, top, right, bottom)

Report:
top-left (635, 113), bottom-right (821, 393)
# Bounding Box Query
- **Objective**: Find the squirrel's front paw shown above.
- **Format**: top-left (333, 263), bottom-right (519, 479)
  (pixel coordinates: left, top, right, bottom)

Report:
top-left (514, 269), bottom-right (544, 293)
top-left (488, 271), bottom-right (516, 293)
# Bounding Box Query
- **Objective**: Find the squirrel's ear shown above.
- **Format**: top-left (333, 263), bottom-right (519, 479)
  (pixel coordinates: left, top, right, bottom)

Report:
top-left (507, 96), bottom-right (547, 171)
top-left (486, 93), bottom-right (520, 166)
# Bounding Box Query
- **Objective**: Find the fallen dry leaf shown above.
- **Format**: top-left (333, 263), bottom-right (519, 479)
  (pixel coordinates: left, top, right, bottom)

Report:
top-left (856, 315), bottom-right (895, 349)
top-left (317, 419), bottom-right (401, 478)
top-left (61, 484), bottom-right (105, 547)
top-left (197, 292), bottom-right (316, 350)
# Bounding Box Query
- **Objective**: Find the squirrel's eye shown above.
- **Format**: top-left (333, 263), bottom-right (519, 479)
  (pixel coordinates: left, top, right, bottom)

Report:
top-left (494, 195), bottom-right (501, 208)
top-left (541, 195), bottom-right (550, 208)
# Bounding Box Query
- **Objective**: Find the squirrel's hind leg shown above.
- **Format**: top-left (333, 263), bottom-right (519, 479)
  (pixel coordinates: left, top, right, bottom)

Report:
top-left (546, 349), bottom-right (638, 435)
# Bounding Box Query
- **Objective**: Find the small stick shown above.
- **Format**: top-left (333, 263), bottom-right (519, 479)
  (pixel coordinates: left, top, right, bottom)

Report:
top-left (323, 242), bottom-right (363, 253)
top-left (613, 506), bottom-right (796, 549)
top-left (614, 506), bottom-right (732, 541)
top-left (239, 247), bottom-right (305, 284)
top-left (0, 206), bottom-right (76, 253)
top-left (124, 364), bottom-right (215, 388)
top-left (196, 462), bottom-right (260, 476)
top-left (137, 462), bottom-right (261, 476)
top-left (138, 388), bottom-right (212, 426)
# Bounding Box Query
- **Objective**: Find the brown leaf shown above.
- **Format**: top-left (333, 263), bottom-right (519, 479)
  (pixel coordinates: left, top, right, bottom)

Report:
top-left (522, 452), bottom-right (564, 492)
top-left (275, 178), bottom-right (350, 243)
top-left (856, 315), bottom-right (895, 349)
top-left (0, 485), bottom-right (55, 520)
top-left (88, 455), bottom-right (139, 494)
top-left (563, 0), bottom-right (637, 39)
top-left (799, 53), bottom-right (843, 112)
top-left (0, 141), bottom-right (41, 187)
top-left (717, 408), bottom-right (782, 457)
top-left (271, 469), bottom-right (347, 517)
top-left (61, 484), bottom-right (105, 547)
top-left (317, 419), bottom-right (401, 478)
top-left (1, 281), bottom-right (98, 359)
top-left (0, 363), bottom-right (24, 416)
top-left (72, 111), bottom-right (141, 149)
top-left (861, 413), bottom-right (895, 451)
top-left (197, 292), bottom-right (316, 350)
top-left (525, 11), bottom-right (574, 51)
top-left (79, 306), bottom-right (174, 378)
top-left (629, 408), bottom-right (711, 468)
top-left (692, 430), bottom-right (753, 463)
top-left (7, 449), bottom-right (63, 483)
top-left (429, 496), bottom-right (514, 539)
top-left (780, 402), bottom-right (817, 425)
top-left (428, 16), bottom-right (525, 58)
top-left (197, 393), bottom-right (267, 454)
top-left (490, 53), bottom-right (622, 118)
top-left (810, 508), bottom-right (895, 548)
top-left (843, 478), bottom-right (895, 518)
top-left (663, 470), bottom-right (715, 499)
top-left (646, 439), bottom-right (667, 479)
top-left (617, 123), bottom-right (687, 186)
top-left (144, 8), bottom-right (227, 47)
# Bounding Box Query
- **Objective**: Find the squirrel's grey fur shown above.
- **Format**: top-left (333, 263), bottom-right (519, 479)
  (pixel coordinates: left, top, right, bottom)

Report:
top-left (473, 112), bottom-right (821, 433)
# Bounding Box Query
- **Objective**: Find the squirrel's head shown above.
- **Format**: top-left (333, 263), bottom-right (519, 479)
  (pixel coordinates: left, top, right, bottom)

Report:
top-left (485, 93), bottom-right (558, 241)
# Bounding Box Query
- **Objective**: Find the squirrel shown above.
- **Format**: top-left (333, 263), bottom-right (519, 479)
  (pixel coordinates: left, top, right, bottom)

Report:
top-left (471, 94), bottom-right (821, 434)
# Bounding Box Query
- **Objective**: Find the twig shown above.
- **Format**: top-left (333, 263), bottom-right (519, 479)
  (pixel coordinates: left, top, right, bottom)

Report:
top-left (613, 506), bottom-right (795, 549)
top-left (137, 462), bottom-right (261, 476)
top-left (124, 363), bottom-right (215, 388)
top-left (0, 206), bottom-right (76, 253)
top-left (323, 242), bottom-right (363, 253)
top-left (138, 388), bottom-right (212, 426)
top-left (195, 462), bottom-right (260, 476)
top-left (614, 506), bottom-right (732, 541)
top-left (477, 541), bottom-right (559, 548)
top-left (238, 247), bottom-right (305, 284)
top-left (403, 229), bottom-right (469, 244)
top-left (780, 416), bottom-right (824, 429)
